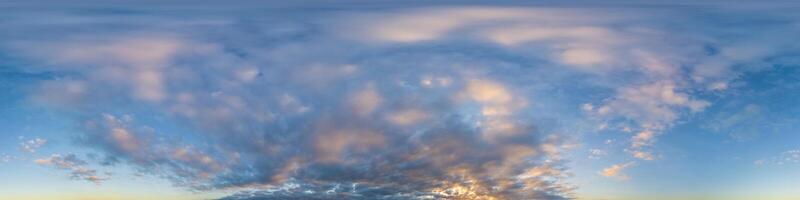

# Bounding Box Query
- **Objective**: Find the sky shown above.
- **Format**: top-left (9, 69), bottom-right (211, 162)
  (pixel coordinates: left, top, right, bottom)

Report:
top-left (1, 1), bottom-right (800, 200)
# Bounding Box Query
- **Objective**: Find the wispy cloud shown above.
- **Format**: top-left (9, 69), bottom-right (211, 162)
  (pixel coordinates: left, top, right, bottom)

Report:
top-left (19, 137), bottom-right (47, 153)
top-left (34, 154), bottom-right (108, 184)
top-left (755, 150), bottom-right (800, 166)
top-left (588, 149), bottom-right (608, 160)
top-left (1, 153), bottom-right (13, 163)
top-left (600, 162), bottom-right (636, 181)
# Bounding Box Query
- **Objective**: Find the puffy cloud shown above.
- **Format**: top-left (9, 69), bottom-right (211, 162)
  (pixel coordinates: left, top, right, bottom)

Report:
top-left (591, 82), bottom-right (710, 160)
top-left (34, 154), bottom-right (108, 184)
top-left (345, 6), bottom-right (794, 166)
top-left (12, 25), bottom-right (574, 198)
top-left (594, 82), bottom-right (711, 130)
top-left (19, 137), bottom-right (47, 153)
top-left (4, 3), bottom-right (799, 200)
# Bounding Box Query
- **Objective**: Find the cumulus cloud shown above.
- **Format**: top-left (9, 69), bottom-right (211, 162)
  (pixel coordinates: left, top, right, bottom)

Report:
top-left (591, 82), bottom-right (709, 161)
top-left (343, 5), bottom-right (794, 166)
top-left (594, 82), bottom-right (711, 130)
top-left (8, 14), bottom-right (575, 199)
top-left (3, 2), bottom-right (799, 199)
top-left (34, 154), bottom-right (108, 184)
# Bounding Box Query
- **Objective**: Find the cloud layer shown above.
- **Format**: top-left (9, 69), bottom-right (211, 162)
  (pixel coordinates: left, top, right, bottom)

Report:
top-left (3, 2), bottom-right (800, 199)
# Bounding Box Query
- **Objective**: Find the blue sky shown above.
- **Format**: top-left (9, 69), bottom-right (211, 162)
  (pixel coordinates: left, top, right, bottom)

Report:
top-left (1, 1), bottom-right (800, 200)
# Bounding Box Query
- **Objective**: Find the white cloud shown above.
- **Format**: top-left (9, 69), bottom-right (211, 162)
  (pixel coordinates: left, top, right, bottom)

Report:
top-left (344, 6), bottom-right (797, 165)
top-left (5, 4), bottom-right (799, 199)
top-left (20, 137), bottom-right (47, 153)
top-left (596, 82), bottom-right (711, 128)
top-left (591, 82), bottom-right (710, 158)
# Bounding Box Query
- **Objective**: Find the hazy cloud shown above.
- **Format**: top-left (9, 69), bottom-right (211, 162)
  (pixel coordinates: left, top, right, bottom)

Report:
top-left (755, 150), bottom-right (800, 166)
